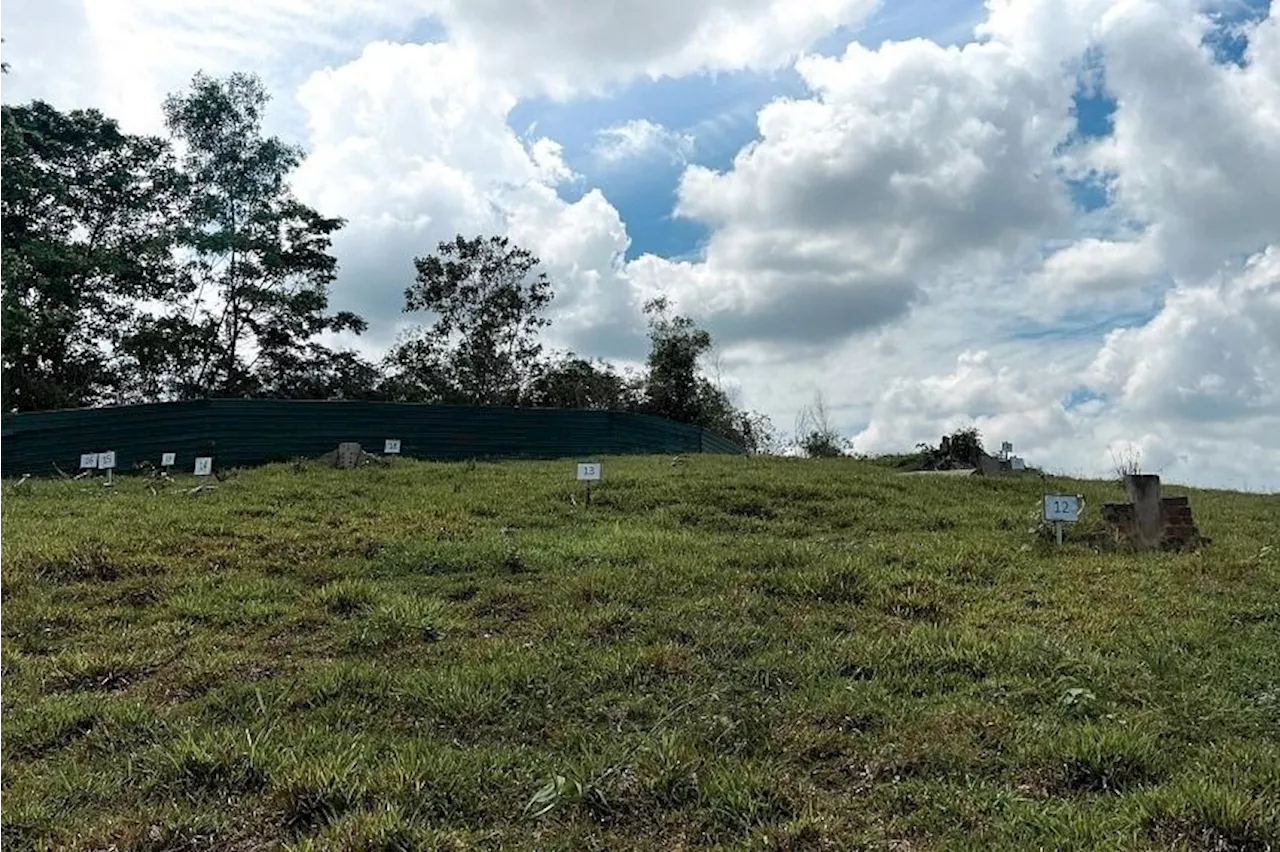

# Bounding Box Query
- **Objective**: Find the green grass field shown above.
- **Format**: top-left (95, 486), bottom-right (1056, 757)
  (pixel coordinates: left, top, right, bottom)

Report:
top-left (2, 456), bottom-right (1278, 851)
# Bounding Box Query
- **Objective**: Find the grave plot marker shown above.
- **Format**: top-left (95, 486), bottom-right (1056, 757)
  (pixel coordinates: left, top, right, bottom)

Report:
top-left (577, 461), bottom-right (601, 505)
top-left (161, 452), bottom-right (176, 471)
top-left (1043, 493), bottom-right (1083, 546)
top-left (193, 456), bottom-right (214, 492)
top-left (79, 453), bottom-right (99, 479)
top-left (384, 439), bottom-right (401, 455)
top-left (98, 450), bottom-right (117, 486)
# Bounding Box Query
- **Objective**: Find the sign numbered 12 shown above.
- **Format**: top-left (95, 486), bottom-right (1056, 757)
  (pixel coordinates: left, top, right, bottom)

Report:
top-left (384, 439), bottom-right (401, 455)
top-left (1043, 494), bottom-right (1082, 523)
top-left (576, 463), bottom-right (601, 482)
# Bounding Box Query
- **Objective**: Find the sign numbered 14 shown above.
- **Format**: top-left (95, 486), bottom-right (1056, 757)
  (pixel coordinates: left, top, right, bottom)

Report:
top-left (1043, 494), bottom-right (1082, 523)
top-left (576, 463), bottom-right (601, 482)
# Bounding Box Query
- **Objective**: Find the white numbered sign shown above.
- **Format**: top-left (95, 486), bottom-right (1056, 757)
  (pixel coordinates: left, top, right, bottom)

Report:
top-left (1043, 494), bottom-right (1081, 522)
top-left (384, 439), bottom-right (401, 455)
top-left (80, 453), bottom-right (99, 470)
top-left (576, 463), bottom-right (601, 482)
top-left (161, 452), bottom-right (177, 467)
top-left (193, 457), bottom-right (213, 477)
top-left (97, 451), bottom-right (117, 470)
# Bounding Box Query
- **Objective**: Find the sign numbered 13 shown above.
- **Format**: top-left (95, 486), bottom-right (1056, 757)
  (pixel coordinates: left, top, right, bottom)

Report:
top-left (576, 463), bottom-right (601, 482)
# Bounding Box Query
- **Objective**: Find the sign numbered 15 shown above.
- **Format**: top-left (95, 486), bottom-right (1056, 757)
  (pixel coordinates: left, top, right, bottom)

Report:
top-left (1043, 494), bottom-right (1082, 523)
top-left (576, 463), bottom-right (601, 482)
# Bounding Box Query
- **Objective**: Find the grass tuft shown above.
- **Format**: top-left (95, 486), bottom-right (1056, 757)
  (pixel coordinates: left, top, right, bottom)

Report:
top-left (1048, 725), bottom-right (1167, 794)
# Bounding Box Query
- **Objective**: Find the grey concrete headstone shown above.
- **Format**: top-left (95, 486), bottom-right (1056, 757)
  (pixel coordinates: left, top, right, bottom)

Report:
top-left (336, 442), bottom-right (364, 470)
top-left (1125, 474), bottom-right (1163, 549)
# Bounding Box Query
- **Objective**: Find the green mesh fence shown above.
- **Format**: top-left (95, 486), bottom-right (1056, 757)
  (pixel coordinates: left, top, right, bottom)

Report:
top-left (1, 399), bottom-right (742, 477)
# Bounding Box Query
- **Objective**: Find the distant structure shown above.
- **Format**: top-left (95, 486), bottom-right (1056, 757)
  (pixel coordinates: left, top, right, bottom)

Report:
top-left (918, 435), bottom-right (1029, 476)
top-left (998, 441), bottom-right (1026, 472)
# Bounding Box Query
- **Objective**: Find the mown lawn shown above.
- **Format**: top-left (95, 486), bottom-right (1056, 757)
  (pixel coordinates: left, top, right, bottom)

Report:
top-left (2, 456), bottom-right (1278, 851)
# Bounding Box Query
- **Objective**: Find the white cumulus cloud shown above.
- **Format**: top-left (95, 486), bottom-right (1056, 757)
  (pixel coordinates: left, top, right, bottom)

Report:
top-left (594, 119), bottom-right (694, 165)
top-left (4, 0), bottom-right (1279, 489)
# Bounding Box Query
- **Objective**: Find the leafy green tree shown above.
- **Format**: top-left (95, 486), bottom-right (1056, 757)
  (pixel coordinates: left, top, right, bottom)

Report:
top-left (1, 101), bottom-right (186, 411)
top-left (528, 354), bottom-right (641, 410)
top-left (252, 345), bottom-right (386, 400)
top-left (388, 235), bottom-right (553, 405)
top-left (637, 297), bottom-right (770, 451)
top-left (150, 71), bottom-right (364, 398)
top-left (641, 297), bottom-right (713, 424)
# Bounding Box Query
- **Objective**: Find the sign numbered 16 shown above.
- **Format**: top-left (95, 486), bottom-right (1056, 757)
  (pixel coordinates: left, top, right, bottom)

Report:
top-left (576, 463), bottom-right (601, 482)
top-left (1043, 493), bottom-right (1082, 523)
top-left (194, 457), bottom-right (214, 477)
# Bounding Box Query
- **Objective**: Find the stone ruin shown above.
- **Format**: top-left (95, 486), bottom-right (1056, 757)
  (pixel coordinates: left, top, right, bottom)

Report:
top-left (1100, 474), bottom-right (1205, 550)
top-left (318, 442), bottom-right (386, 469)
top-left (922, 434), bottom-right (1028, 476)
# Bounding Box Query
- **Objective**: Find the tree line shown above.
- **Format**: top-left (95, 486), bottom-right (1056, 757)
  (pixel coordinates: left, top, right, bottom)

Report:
top-left (1, 70), bottom-right (776, 452)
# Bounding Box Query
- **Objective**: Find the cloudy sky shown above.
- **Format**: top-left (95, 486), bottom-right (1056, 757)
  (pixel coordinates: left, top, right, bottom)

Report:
top-left (3, 0), bottom-right (1278, 490)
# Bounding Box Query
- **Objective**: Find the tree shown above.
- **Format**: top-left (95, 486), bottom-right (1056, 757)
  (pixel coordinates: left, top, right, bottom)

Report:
top-left (641, 297), bottom-right (713, 424)
top-left (794, 391), bottom-right (848, 457)
top-left (636, 297), bottom-right (772, 451)
top-left (528, 354), bottom-right (641, 411)
top-left (1, 101), bottom-right (186, 411)
top-left (388, 235), bottom-right (553, 405)
top-left (152, 71), bottom-right (364, 398)
top-left (253, 345), bottom-right (386, 400)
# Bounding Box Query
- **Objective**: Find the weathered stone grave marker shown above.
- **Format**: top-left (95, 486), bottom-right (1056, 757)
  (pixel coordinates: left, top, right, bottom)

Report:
top-left (337, 442), bottom-right (364, 469)
top-left (1100, 475), bottom-right (1204, 550)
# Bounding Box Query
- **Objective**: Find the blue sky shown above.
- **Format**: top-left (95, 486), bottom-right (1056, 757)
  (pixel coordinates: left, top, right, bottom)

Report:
top-left (2, 0), bottom-right (1276, 488)
top-left (500, 0), bottom-right (1270, 265)
top-left (506, 0), bottom-right (990, 261)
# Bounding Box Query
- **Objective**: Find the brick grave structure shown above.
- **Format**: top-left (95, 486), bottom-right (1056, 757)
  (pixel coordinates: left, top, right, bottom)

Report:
top-left (1100, 476), bottom-right (1205, 550)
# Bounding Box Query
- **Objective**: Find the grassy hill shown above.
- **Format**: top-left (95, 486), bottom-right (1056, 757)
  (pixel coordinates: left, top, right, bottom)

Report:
top-left (2, 457), bottom-right (1278, 851)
